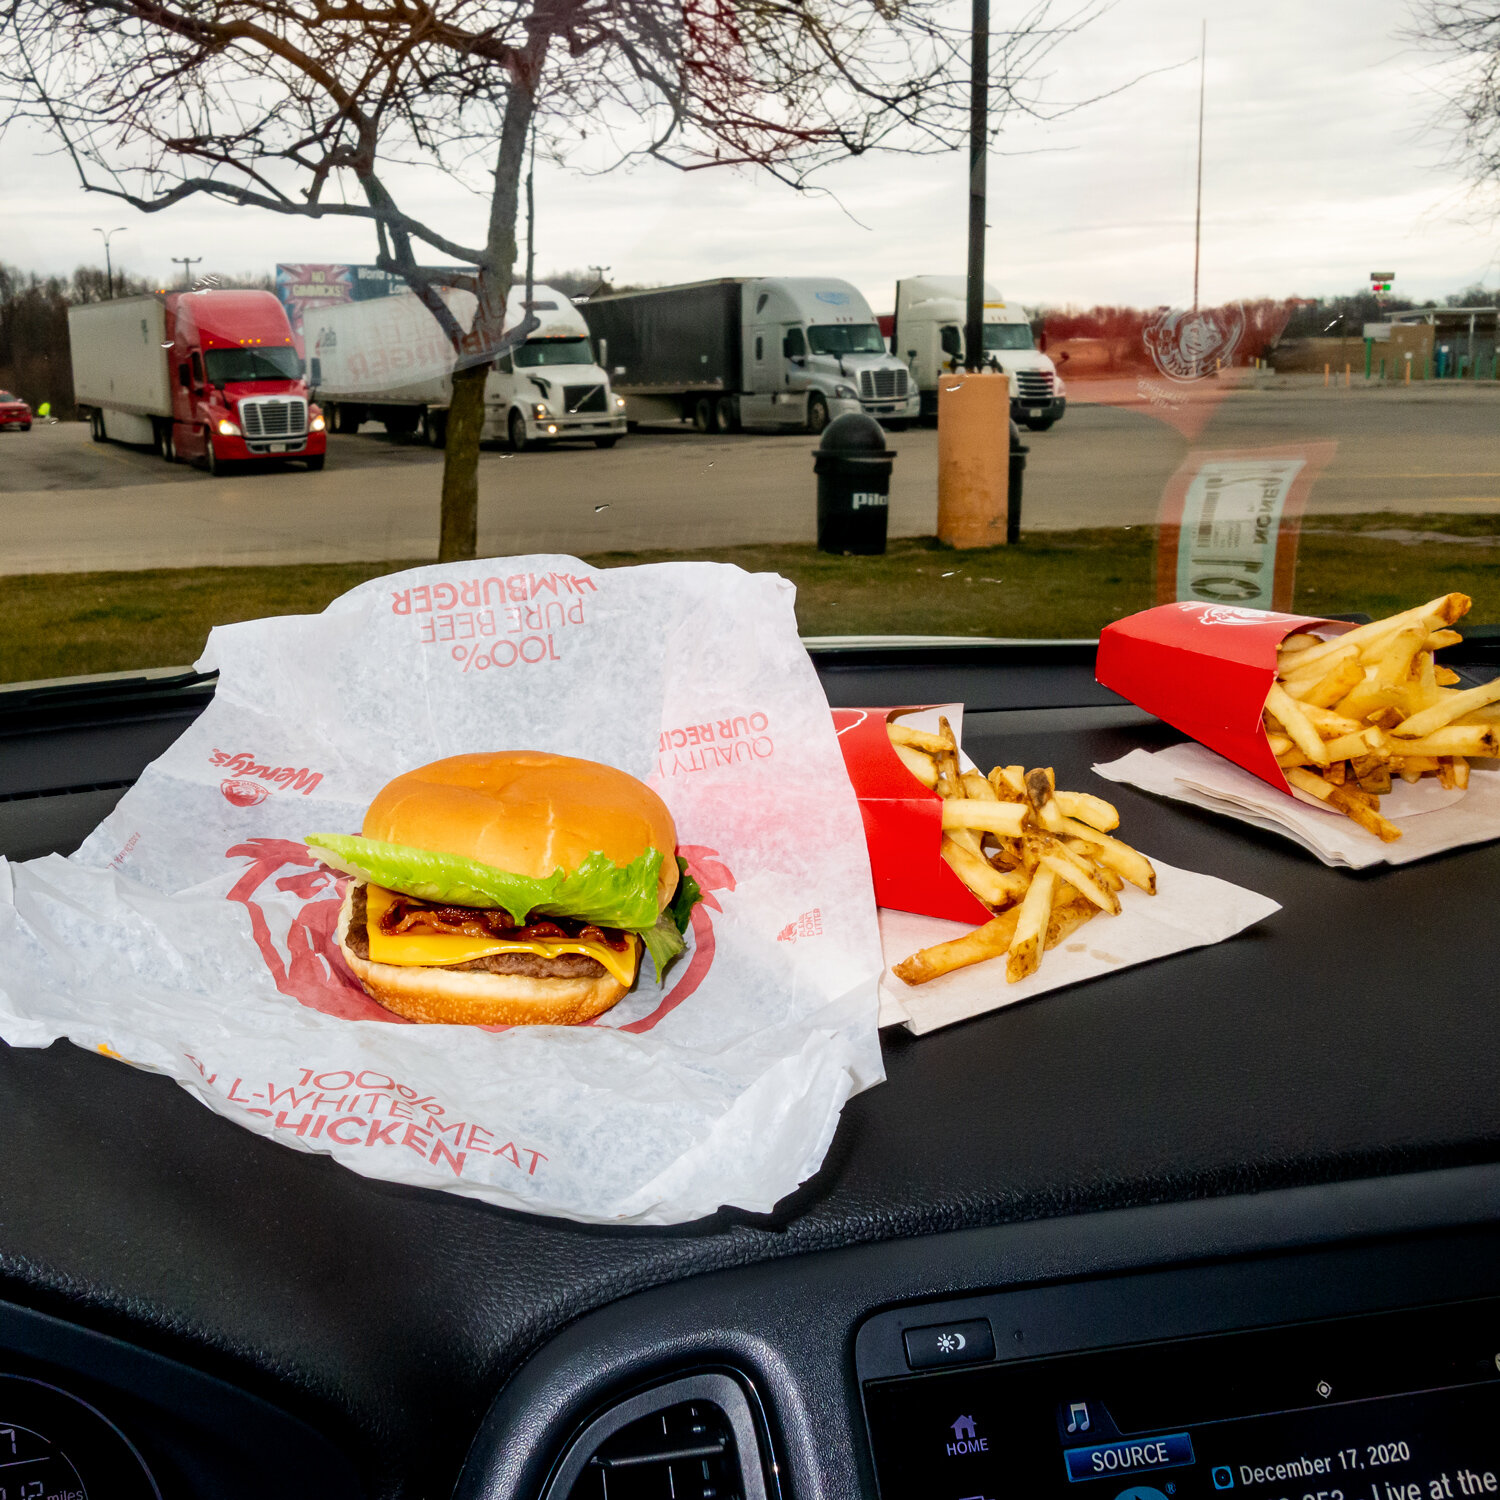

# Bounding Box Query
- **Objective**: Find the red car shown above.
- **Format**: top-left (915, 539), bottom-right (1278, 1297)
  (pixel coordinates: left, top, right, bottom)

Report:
top-left (0, 391), bottom-right (32, 431)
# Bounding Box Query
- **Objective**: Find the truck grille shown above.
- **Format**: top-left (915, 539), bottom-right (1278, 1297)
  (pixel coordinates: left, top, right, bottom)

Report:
top-left (563, 384), bottom-right (607, 414)
top-left (859, 368), bottom-right (909, 401)
top-left (1015, 371), bottom-right (1054, 402)
top-left (238, 396), bottom-right (308, 439)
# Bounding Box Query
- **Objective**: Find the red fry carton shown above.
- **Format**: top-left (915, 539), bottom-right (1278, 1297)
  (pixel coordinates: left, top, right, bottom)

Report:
top-left (1095, 602), bottom-right (1353, 793)
top-left (831, 706), bottom-right (991, 924)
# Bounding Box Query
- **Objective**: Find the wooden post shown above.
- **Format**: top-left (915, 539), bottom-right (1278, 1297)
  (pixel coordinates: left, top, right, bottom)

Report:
top-left (937, 372), bottom-right (1009, 548)
top-left (1344, 363), bottom-right (1350, 387)
top-left (1323, 363), bottom-right (1330, 386)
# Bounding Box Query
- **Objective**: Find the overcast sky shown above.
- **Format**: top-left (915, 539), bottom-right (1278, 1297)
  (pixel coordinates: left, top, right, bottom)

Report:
top-left (2, 0), bottom-right (1495, 312)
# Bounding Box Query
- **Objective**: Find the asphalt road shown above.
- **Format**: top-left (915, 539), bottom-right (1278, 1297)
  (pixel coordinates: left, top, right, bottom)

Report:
top-left (3, 381), bottom-right (1499, 574)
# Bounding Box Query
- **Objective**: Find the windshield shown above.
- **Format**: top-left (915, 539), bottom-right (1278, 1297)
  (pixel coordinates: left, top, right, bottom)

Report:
top-left (807, 324), bottom-right (887, 356)
top-left (984, 323), bottom-right (1034, 352)
top-left (203, 347), bottom-right (302, 383)
top-left (1, 5), bottom-right (1496, 692)
top-left (514, 338), bottom-right (593, 367)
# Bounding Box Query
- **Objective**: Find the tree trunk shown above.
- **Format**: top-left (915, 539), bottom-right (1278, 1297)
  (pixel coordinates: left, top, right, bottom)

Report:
top-left (438, 361), bottom-right (488, 561)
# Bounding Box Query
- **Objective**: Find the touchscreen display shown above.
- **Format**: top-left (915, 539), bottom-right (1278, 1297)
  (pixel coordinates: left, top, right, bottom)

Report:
top-left (863, 1299), bottom-right (1500, 1500)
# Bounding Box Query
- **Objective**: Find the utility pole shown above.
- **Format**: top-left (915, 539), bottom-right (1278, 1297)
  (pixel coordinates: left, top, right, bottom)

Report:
top-left (964, 0), bottom-right (989, 372)
top-left (93, 227), bottom-right (127, 298)
top-left (1192, 20), bottom-right (1206, 311)
top-left (172, 256), bottom-right (202, 290)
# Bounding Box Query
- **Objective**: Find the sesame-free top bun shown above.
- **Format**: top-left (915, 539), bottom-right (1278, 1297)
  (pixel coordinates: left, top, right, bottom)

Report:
top-left (363, 750), bottom-right (679, 905)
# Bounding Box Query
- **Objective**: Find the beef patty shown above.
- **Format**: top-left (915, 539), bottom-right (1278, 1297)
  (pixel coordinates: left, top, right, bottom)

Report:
top-left (344, 883), bottom-right (610, 979)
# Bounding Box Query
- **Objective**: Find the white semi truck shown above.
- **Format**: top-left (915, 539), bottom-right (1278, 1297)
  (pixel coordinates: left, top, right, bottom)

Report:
top-left (306, 283), bottom-right (626, 450)
top-left (888, 276), bottom-right (1067, 430)
top-left (579, 277), bottom-right (920, 435)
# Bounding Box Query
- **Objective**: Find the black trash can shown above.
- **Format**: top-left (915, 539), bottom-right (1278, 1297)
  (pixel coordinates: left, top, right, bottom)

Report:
top-left (1007, 420), bottom-right (1028, 545)
top-left (814, 413), bottom-right (896, 555)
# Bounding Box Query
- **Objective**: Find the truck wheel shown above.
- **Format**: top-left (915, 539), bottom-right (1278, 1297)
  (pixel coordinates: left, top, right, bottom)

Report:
top-left (89, 409), bottom-right (105, 443)
top-left (715, 395), bottom-right (740, 433)
top-left (1024, 417), bottom-right (1056, 432)
top-left (161, 424), bottom-right (178, 464)
top-left (422, 408), bottom-right (447, 448)
top-left (806, 393), bottom-right (830, 435)
top-left (692, 396), bottom-right (716, 434)
top-left (335, 405), bottom-right (361, 435)
top-left (305, 453), bottom-right (326, 472)
top-left (202, 427), bottom-right (221, 477)
top-left (509, 409), bottom-right (530, 452)
top-left (593, 436), bottom-right (619, 450)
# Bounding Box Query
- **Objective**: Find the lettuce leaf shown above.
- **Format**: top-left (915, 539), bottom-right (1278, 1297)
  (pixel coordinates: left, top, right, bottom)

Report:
top-left (305, 833), bottom-right (662, 930)
top-left (669, 857), bottom-right (703, 935)
top-left (639, 911), bottom-right (687, 981)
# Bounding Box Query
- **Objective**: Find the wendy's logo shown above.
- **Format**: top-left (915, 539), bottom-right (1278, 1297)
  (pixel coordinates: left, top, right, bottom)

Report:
top-left (221, 778), bottom-right (270, 807)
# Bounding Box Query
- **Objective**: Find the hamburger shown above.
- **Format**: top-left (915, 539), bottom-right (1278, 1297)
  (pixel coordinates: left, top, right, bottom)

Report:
top-left (306, 751), bottom-right (699, 1026)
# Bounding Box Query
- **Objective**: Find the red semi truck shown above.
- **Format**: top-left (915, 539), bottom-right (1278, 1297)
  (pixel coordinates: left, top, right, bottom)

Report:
top-left (69, 290), bottom-right (326, 473)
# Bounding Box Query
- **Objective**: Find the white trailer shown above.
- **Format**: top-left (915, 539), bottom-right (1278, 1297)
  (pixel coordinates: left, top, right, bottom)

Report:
top-left (68, 296), bottom-right (171, 445)
top-left (580, 277), bottom-right (921, 435)
top-left (306, 284), bottom-right (626, 449)
top-left (890, 276), bottom-right (1067, 430)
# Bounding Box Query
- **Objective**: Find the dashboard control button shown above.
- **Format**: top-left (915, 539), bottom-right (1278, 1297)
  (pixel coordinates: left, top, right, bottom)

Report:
top-left (904, 1318), bottom-right (995, 1370)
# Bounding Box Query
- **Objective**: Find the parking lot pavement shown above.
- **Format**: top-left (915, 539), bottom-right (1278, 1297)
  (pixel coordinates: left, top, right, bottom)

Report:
top-left (2, 386), bottom-right (1498, 574)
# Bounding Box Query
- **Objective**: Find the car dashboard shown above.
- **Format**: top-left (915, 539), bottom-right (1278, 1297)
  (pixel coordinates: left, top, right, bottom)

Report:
top-left (1, 639), bottom-right (1498, 1500)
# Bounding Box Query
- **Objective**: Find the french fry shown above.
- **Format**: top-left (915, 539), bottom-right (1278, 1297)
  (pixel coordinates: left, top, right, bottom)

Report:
top-left (893, 910), bottom-right (1021, 986)
top-left (1059, 825), bottom-right (1157, 893)
top-left (888, 721), bottom-right (953, 755)
top-left (1045, 897), bottom-right (1098, 951)
top-left (1326, 784), bottom-right (1402, 842)
top-left (941, 837), bottom-right (1029, 908)
top-left (1038, 853), bottom-right (1121, 916)
top-left (1384, 724), bottom-right (1500, 758)
top-left (892, 742), bottom-right (939, 789)
top-left (1265, 682), bottom-right (1328, 765)
top-left (941, 800), bottom-right (1028, 837)
top-left (1006, 867), bottom-right (1057, 982)
top-left (960, 769), bottom-right (999, 802)
top-left (1389, 677), bottom-right (1500, 739)
top-left (1054, 790), bottom-right (1119, 831)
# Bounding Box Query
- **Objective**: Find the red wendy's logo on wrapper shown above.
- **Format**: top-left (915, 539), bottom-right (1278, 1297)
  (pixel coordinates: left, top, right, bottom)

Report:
top-left (221, 779), bottom-right (270, 807)
top-left (1143, 305), bottom-right (1246, 383)
top-left (225, 839), bottom-right (735, 1034)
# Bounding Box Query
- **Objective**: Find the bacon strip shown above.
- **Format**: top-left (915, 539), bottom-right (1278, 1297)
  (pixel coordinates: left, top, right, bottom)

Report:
top-left (378, 894), bottom-right (631, 950)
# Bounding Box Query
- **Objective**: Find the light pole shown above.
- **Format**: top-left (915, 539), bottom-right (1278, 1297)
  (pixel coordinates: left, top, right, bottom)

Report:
top-left (93, 227), bottom-right (127, 299)
top-left (964, 0), bottom-right (988, 374)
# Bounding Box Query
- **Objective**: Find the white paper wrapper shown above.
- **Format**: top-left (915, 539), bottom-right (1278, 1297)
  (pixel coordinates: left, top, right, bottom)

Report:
top-left (877, 860), bottom-right (1280, 1034)
top-left (0, 556), bottom-right (886, 1225)
top-left (1094, 743), bottom-right (1500, 869)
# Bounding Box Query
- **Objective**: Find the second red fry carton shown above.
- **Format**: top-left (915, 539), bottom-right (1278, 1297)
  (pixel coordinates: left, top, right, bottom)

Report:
top-left (1095, 602), bottom-right (1353, 793)
top-left (831, 706), bottom-right (991, 924)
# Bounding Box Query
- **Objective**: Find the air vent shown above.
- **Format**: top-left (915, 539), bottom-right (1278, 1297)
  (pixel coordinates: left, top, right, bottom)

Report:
top-left (544, 1373), bottom-right (772, 1500)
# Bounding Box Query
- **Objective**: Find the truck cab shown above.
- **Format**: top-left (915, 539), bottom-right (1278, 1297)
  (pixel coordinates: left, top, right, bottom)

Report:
top-left (740, 278), bottom-right (920, 433)
top-left (486, 286), bottom-right (627, 451)
top-left (168, 290), bottom-right (326, 471)
top-left (891, 275), bottom-right (1068, 430)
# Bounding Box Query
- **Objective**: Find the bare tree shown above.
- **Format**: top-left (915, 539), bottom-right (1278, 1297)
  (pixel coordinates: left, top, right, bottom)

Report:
top-left (1413, 3), bottom-right (1500, 194)
top-left (1, 0), bottom-right (1104, 559)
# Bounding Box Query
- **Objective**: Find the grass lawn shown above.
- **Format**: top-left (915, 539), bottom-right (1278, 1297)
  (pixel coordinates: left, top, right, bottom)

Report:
top-left (3, 515), bottom-right (1498, 684)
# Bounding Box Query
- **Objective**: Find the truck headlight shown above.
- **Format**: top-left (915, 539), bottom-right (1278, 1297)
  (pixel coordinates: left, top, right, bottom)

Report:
top-left (833, 384), bottom-right (858, 399)
top-left (310, 414), bottom-right (326, 432)
top-left (532, 402), bottom-right (549, 419)
top-left (217, 419), bottom-right (241, 437)
top-left (614, 395), bottom-right (626, 409)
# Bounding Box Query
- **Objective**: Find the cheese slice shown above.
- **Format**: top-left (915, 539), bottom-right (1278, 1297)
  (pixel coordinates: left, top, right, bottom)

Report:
top-left (361, 884), bottom-right (640, 987)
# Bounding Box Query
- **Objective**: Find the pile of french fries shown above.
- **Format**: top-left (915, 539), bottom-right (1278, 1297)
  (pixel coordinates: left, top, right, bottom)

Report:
top-left (886, 716), bottom-right (1156, 987)
top-left (1267, 592), bottom-right (1497, 843)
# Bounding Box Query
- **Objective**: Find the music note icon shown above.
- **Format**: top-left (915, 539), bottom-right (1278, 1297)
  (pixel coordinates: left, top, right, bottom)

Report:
top-left (1066, 1401), bottom-right (1090, 1434)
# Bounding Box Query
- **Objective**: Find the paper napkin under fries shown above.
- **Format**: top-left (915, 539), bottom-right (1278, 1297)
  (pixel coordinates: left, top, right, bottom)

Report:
top-left (1094, 744), bottom-right (1500, 870)
top-left (877, 859), bottom-right (1279, 1034)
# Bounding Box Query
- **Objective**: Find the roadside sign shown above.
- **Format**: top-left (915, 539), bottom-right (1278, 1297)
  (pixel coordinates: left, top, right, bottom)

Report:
top-left (1369, 271), bottom-right (1395, 281)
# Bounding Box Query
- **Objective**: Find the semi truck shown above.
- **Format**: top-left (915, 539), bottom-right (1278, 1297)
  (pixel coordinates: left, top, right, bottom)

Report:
top-left (69, 291), bottom-right (326, 472)
top-left (887, 276), bottom-right (1067, 430)
top-left (306, 284), bottom-right (627, 450)
top-left (578, 277), bottom-right (920, 435)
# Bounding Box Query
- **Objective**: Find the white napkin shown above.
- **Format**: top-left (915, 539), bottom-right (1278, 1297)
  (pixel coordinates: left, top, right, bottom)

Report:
top-left (877, 858), bottom-right (1279, 1035)
top-left (1094, 743), bottom-right (1500, 869)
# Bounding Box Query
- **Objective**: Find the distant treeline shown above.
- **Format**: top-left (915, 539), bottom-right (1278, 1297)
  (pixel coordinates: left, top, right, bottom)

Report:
top-left (0, 266), bottom-right (274, 418)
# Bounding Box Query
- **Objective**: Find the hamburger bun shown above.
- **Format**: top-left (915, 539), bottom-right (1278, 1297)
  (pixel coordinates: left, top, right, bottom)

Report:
top-left (362, 750), bottom-right (678, 905)
top-left (334, 887), bottom-right (628, 1026)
